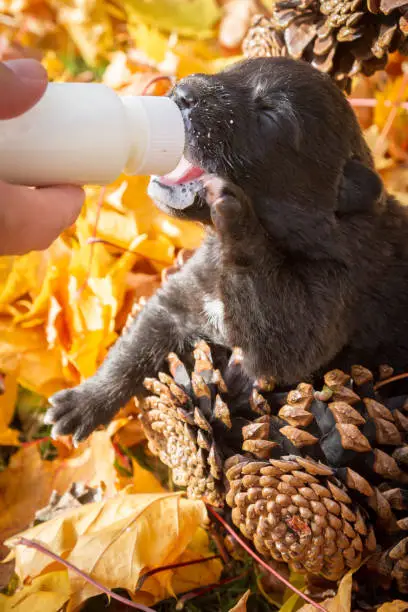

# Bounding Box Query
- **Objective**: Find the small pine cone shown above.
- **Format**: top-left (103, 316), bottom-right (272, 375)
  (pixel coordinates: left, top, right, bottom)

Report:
top-left (243, 1), bottom-right (408, 93)
top-left (225, 454), bottom-right (376, 581)
top-left (139, 342), bottom-right (257, 507)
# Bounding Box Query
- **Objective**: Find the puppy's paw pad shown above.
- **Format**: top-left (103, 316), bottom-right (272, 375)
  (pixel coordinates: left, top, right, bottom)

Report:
top-left (203, 177), bottom-right (248, 234)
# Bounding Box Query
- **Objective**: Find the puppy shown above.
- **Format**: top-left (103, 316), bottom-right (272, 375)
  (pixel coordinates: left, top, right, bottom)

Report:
top-left (45, 57), bottom-right (408, 444)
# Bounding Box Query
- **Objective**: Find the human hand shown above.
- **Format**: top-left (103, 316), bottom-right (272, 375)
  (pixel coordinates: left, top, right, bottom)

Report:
top-left (0, 59), bottom-right (84, 255)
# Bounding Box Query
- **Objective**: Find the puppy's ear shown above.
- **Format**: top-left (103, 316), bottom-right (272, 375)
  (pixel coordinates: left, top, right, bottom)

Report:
top-left (336, 159), bottom-right (384, 216)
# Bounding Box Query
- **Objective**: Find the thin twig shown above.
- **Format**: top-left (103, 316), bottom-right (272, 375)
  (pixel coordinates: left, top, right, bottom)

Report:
top-left (140, 75), bottom-right (175, 96)
top-left (374, 372), bottom-right (408, 391)
top-left (206, 506), bottom-right (327, 612)
top-left (136, 555), bottom-right (221, 591)
top-left (87, 237), bottom-right (173, 267)
top-left (210, 524), bottom-right (231, 565)
top-left (15, 537), bottom-right (155, 612)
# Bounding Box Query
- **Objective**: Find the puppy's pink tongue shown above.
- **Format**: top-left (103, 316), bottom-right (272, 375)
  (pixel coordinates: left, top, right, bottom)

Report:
top-left (159, 155), bottom-right (204, 185)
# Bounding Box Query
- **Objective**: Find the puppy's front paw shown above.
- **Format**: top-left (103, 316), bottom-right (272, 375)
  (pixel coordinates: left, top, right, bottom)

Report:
top-left (44, 385), bottom-right (109, 445)
top-left (203, 176), bottom-right (259, 241)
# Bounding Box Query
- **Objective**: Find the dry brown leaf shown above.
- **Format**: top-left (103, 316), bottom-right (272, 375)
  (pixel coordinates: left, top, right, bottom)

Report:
top-left (228, 589), bottom-right (252, 611)
top-left (0, 571), bottom-right (70, 612)
top-left (298, 569), bottom-right (353, 612)
top-left (6, 489), bottom-right (222, 610)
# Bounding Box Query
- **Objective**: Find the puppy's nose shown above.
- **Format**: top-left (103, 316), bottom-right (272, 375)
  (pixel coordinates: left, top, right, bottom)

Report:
top-left (173, 83), bottom-right (198, 110)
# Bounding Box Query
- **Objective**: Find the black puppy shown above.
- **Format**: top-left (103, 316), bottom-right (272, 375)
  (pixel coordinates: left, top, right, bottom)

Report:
top-left (45, 57), bottom-right (408, 444)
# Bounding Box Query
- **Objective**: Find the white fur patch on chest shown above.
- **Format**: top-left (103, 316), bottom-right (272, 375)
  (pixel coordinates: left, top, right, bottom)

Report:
top-left (203, 296), bottom-right (225, 336)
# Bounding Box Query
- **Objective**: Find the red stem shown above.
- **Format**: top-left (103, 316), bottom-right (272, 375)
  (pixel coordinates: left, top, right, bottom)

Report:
top-left (374, 72), bottom-right (408, 156)
top-left (15, 537), bottom-right (155, 611)
top-left (348, 98), bottom-right (408, 110)
top-left (136, 555), bottom-right (221, 591)
top-left (206, 506), bottom-right (327, 612)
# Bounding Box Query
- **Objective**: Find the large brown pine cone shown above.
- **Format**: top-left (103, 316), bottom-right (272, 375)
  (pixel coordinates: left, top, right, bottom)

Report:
top-left (243, 1), bottom-right (408, 92)
top-left (225, 453), bottom-right (377, 581)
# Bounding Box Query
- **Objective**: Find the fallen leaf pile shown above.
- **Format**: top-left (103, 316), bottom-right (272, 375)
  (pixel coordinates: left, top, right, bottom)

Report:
top-left (0, 0), bottom-right (408, 610)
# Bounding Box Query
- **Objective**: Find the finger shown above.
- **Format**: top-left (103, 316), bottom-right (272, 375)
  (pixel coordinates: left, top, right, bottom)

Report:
top-left (0, 182), bottom-right (84, 255)
top-left (0, 59), bottom-right (48, 119)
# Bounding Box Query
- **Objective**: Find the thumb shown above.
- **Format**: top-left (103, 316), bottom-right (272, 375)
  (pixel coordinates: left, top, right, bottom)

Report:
top-left (0, 182), bottom-right (84, 255)
top-left (0, 59), bottom-right (48, 119)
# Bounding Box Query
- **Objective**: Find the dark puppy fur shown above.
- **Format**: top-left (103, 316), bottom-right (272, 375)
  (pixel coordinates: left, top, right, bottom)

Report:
top-left (46, 57), bottom-right (408, 444)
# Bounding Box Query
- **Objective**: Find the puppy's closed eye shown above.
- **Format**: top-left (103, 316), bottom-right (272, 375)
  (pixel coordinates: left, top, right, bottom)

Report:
top-left (336, 159), bottom-right (384, 216)
top-left (256, 94), bottom-right (302, 153)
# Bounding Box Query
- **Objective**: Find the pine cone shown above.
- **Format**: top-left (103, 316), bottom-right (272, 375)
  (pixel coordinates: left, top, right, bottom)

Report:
top-left (225, 453), bottom-right (377, 581)
top-left (226, 364), bottom-right (408, 591)
top-left (243, 1), bottom-right (408, 92)
top-left (139, 342), bottom-right (261, 506)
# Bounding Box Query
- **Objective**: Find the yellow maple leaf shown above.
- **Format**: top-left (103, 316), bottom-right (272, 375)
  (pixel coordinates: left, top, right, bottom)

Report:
top-left (0, 571), bottom-right (70, 612)
top-left (6, 489), bottom-right (222, 610)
